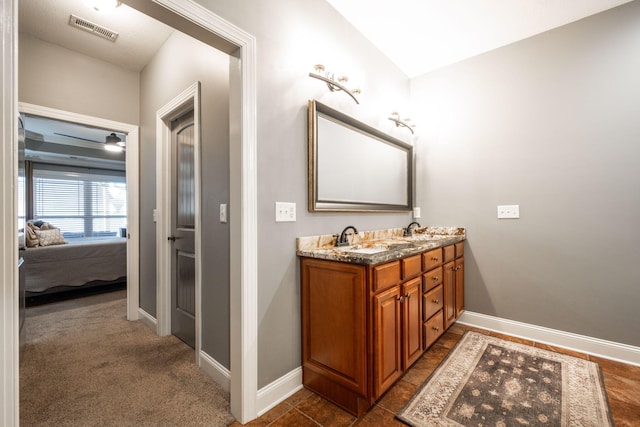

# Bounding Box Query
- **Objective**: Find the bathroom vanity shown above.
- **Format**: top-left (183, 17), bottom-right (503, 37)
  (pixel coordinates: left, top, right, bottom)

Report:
top-left (297, 227), bottom-right (465, 416)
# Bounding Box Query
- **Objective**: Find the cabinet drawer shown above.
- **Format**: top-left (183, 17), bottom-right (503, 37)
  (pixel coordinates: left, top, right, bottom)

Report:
top-left (455, 242), bottom-right (464, 258)
top-left (372, 261), bottom-right (401, 293)
top-left (443, 245), bottom-right (455, 263)
top-left (423, 284), bottom-right (443, 321)
top-left (422, 248), bottom-right (443, 271)
top-left (423, 310), bottom-right (444, 349)
top-left (402, 255), bottom-right (422, 279)
top-left (423, 266), bottom-right (443, 292)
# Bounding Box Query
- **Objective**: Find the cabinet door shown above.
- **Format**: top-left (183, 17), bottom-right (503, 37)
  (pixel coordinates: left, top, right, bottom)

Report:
top-left (455, 257), bottom-right (465, 318)
top-left (301, 259), bottom-right (367, 395)
top-left (443, 260), bottom-right (456, 329)
top-left (373, 286), bottom-right (402, 398)
top-left (402, 277), bottom-right (423, 369)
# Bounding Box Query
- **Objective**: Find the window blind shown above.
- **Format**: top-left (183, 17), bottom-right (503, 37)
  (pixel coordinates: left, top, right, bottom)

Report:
top-left (32, 164), bottom-right (126, 238)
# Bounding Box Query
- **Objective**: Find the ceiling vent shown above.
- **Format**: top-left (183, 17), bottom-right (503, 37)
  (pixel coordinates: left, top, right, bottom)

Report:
top-left (69, 15), bottom-right (119, 42)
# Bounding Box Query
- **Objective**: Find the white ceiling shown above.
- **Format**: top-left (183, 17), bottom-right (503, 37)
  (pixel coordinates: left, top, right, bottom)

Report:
top-left (19, 0), bottom-right (173, 72)
top-left (326, 0), bottom-right (633, 78)
top-left (19, 0), bottom-right (633, 78)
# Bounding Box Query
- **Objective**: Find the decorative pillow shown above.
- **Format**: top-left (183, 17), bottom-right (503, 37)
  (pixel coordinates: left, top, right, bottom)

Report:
top-left (34, 228), bottom-right (67, 247)
top-left (40, 222), bottom-right (58, 230)
top-left (25, 225), bottom-right (40, 247)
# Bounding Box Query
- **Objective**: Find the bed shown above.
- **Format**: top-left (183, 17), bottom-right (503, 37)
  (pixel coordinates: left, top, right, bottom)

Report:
top-left (19, 237), bottom-right (127, 297)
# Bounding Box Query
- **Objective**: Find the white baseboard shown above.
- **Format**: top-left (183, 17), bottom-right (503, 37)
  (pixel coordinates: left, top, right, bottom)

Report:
top-left (458, 311), bottom-right (640, 367)
top-left (199, 351), bottom-right (231, 392)
top-left (137, 308), bottom-right (157, 333)
top-left (256, 367), bottom-right (303, 417)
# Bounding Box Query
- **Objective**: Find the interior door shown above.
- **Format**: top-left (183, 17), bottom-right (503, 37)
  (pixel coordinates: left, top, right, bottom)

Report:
top-left (170, 110), bottom-right (196, 348)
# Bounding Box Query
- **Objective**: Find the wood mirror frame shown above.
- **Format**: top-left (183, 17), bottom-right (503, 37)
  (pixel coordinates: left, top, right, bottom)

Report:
top-left (308, 100), bottom-right (414, 212)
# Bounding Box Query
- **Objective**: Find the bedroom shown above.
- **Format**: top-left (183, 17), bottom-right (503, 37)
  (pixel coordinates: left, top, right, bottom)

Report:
top-left (19, 114), bottom-right (128, 305)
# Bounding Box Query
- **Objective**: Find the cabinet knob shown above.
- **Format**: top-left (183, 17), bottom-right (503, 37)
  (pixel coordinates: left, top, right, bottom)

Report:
top-left (397, 296), bottom-right (404, 302)
top-left (432, 327), bottom-right (440, 332)
top-left (405, 293), bottom-right (411, 299)
top-left (432, 299), bottom-right (439, 304)
top-left (432, 256), bottom-right (438, 261)
top-left (432, 276), bottom-right (438, 281)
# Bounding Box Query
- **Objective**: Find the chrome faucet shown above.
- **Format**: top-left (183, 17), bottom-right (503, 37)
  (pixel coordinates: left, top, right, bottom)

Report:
top-left (403, 221), bottom-right (421, 237)
top-left (335, 225), bottom-right (358, 247)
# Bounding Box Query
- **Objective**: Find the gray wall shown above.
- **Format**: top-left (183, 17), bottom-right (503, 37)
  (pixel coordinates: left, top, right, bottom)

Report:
top-left (138, 31), bottom-right (230, 365)
top-left (19, 33), bottom-right (139, 124)
top-left (192, 0), bottom-right (413, 387)
top-left (411, 1), bottom-right (640, 347)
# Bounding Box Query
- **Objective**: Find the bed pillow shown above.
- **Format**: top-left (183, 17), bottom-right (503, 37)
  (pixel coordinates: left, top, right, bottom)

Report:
top-left (34, 228), bottom-right (67, 247)
top-left (25, 223), bottom-right (40, 247)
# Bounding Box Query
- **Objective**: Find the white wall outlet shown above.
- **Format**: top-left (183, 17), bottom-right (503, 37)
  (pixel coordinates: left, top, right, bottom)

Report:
top-left (413, 207), bottom-right (421, 219)
top-left (152, 209), bottom-right (157, 223)
top-left (219, 204), bottom-right (228, 223)
top-left (497, 204), bottom-right (520, 219)
top-left (275, 202), bottom-right (296, 222)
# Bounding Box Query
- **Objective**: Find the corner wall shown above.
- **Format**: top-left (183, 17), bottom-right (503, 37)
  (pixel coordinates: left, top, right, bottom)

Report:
top-left (411, 1), bottom-right (640, 347)
top-left (195, 0), bottom-right (412, 388)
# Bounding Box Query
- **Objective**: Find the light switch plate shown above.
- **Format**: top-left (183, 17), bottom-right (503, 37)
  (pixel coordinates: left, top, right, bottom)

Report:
top-left (275, 202), bottom-right (296, 222)
top-left (413, 207), bottom-right (421, 219)
top-left (497, 204), bottom-right (520, 219)
top-left (219, 204), bottom-right (228, 223)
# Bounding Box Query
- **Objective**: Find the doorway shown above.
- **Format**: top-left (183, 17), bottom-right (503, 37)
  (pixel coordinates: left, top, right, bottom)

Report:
top-left (156, 84), bottom-right (201, 355)
top-left (1, 0), bottom-right (258, 424)
top-left (18, 103), bottom-right (140, 321)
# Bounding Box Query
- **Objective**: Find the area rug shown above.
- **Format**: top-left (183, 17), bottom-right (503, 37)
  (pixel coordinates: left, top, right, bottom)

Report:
top-left (397, 331), bottom-right (613, 427)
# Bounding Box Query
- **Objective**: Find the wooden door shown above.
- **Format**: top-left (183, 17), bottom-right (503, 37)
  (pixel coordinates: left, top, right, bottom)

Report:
top-left (443, 260), bottom-right (456, 329)
top-left (373, 285), bottom-right (402, 398)
top-left (455, 257), bottom-right (465, 318)
top-left (170, 110), bottom-right (196, 348)
top-left (402, 277), bottom-right (423, 369)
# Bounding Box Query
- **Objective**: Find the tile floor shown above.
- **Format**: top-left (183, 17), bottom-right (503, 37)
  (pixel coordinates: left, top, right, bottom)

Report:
top-left (231, 324), bottom-right (640, 426)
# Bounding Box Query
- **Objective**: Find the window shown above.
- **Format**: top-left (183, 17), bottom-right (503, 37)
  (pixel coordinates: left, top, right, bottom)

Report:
top-left (32, 164), bottom-right (126, 239)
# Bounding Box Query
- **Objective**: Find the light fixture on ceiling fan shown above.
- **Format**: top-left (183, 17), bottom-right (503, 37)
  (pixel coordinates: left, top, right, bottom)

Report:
top-left (104, 133), bottom-right (125, 152)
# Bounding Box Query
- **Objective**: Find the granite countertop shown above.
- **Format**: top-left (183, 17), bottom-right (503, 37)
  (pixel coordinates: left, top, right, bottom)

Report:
top-left (296, 226), bottom-right (465, 266)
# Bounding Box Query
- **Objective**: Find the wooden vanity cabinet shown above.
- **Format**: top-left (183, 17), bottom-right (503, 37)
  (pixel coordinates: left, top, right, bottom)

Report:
top-left (372, 267), bottom-right (422, 399)
top-left (455, 252), bottom-right (465, 318)
top-left (300, 241), bottom-right (464, 416)
top-left (443, 243), bottom-right (465, 329)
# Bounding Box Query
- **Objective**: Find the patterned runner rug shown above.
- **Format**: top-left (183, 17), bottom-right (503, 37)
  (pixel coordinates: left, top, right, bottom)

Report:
top-left (397, 331), bottom-right (613, 426)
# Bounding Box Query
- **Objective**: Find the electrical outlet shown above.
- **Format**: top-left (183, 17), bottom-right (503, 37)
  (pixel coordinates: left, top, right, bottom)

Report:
top-left (275, 202), bottom-right (296, 222)
top-left (413, 207), bottom-right (421, 219)
top-left (497, 204), bottom-right (520, 219)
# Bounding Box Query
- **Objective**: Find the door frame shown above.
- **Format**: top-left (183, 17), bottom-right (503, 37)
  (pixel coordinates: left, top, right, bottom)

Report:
top-left (1, 0), bottom-right (258, 424)
top-left (156, 82), bottom-right (202, 363)
top-left (18, 103), bottom-right (140, 321)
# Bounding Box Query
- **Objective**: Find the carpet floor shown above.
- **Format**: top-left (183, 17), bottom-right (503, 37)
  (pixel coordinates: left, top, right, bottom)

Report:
top-left (20, 291), bottom-right (236, 426)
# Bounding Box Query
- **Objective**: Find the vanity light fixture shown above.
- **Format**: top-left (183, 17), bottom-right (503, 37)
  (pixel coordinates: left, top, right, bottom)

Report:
top-left (309, 64), bottom-right (361, 104)
top-left (388, 112), bottom-right (415, 134)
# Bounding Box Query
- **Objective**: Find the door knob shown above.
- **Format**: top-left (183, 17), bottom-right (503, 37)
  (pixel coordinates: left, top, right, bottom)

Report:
top-left (168, 236), bottom-right (180, 242)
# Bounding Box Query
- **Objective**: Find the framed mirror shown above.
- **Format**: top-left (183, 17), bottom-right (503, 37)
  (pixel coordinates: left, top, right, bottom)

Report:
top-left (308, 100), bottom-right (414, 212)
